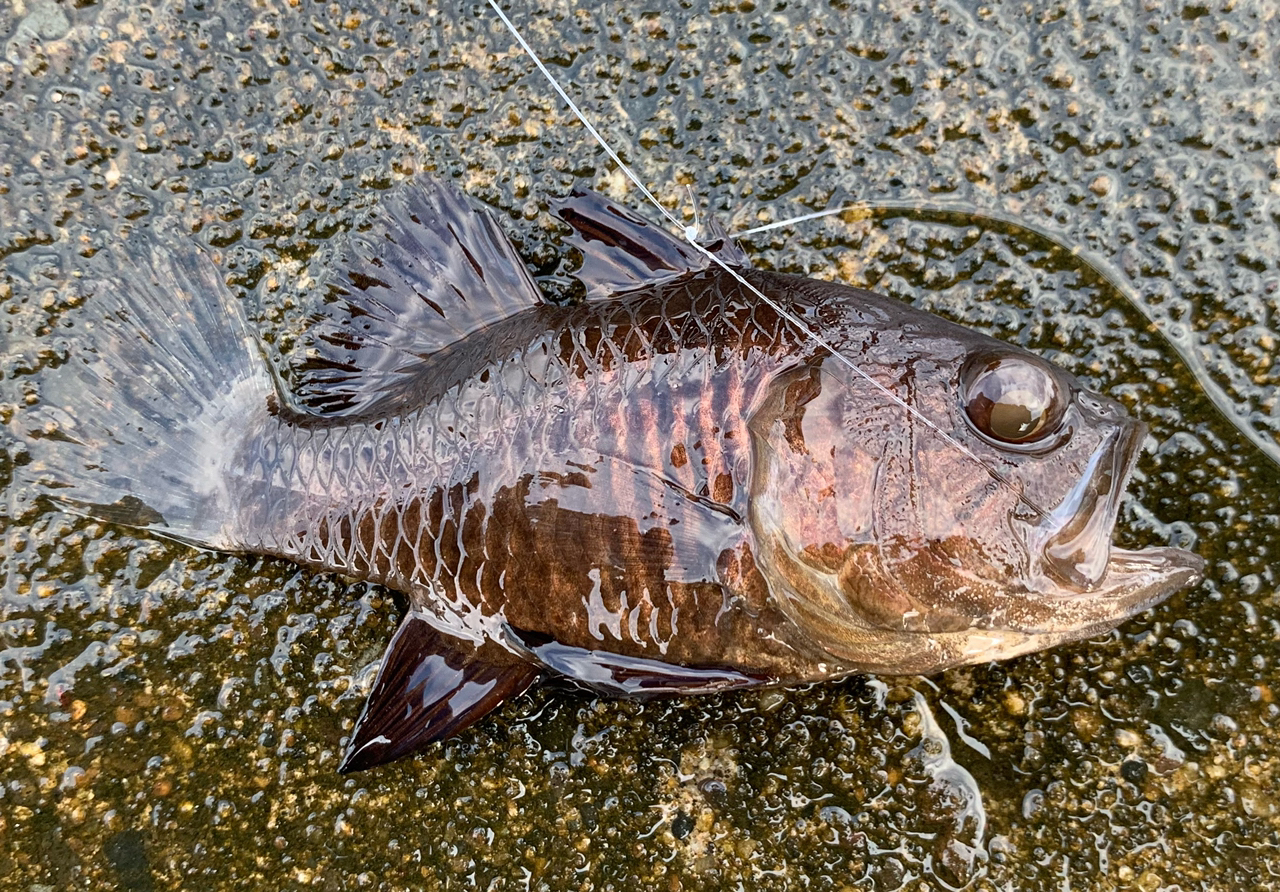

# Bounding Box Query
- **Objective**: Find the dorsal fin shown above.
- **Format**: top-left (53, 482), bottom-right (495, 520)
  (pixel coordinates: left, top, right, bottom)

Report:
top-left (553, 188), bottom-right (750, 299)
top-left (339, 611), bottom-right (539, 773)
top-left (294, 176), bottom-right (545, 416)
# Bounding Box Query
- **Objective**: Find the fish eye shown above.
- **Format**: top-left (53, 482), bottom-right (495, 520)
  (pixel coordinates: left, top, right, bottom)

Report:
top-left (959, 351), bottom-right (1070, 446)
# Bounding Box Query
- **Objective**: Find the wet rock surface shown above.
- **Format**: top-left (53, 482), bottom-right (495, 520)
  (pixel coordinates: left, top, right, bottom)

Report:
top-left (1, 1), bottom-right (1277, 889)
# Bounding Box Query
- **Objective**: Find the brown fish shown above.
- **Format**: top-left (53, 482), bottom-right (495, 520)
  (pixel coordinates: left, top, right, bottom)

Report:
top-left (11, 177), bottom-right (1203, 772)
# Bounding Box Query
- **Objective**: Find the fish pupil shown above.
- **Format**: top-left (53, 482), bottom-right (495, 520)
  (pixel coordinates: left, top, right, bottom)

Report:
top-left (988, 396), bottom-right (1038, 439)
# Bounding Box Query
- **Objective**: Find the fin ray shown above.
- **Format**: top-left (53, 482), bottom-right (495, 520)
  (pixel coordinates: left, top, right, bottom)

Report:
top-left (339, 611), bottom-right (539, 773)
top-left (296, 176), bottom-right (545, 416)
top-left (10, 241), bottom-right (273, 546)
top-left (554, 188), bottom-right (750, 299)
top-left (507, 629), bottom-right (768, 698)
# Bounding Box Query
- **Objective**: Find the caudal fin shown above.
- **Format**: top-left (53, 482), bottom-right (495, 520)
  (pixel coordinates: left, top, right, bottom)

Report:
top-left (10, 241), bottom-right (273, 548)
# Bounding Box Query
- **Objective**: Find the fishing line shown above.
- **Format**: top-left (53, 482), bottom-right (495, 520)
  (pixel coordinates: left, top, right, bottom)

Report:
top-left (738, 201), bottom-right (1280, 472)
top-left (486, 1), bottom-right (1052, 519)
top-left (486, 1), bottom-right (685, 237)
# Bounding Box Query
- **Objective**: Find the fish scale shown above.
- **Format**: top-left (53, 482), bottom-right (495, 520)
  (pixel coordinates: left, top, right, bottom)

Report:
top-left (239, 275), bottom-right (801, 666)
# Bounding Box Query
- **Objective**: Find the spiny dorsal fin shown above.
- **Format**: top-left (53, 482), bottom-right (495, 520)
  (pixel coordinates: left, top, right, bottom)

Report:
top-left (553, 188), bottom-right (750, 299)
top-left (294, 175), bottom-right (545, 416)
top-left (339, 611), bottom-right (539, 773)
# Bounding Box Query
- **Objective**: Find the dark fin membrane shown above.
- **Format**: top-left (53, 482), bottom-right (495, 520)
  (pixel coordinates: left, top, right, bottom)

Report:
top-left (339, 611), bottom-right (540, 773)
top-left (553, 188), bottom-right (750, 299)
top-left (507, 628), bottom-right (768, 699)
top-left (295, 175), bottom-right (546, 417)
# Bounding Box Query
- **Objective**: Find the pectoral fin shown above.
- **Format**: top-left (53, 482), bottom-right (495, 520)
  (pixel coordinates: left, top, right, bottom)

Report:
top-left (339, 611), bottom-right (539, 773)
top-left (506, 627), bottom-right (769, 698)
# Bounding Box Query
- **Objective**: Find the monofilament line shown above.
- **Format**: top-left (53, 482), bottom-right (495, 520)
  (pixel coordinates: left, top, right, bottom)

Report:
top-left (486, 1), bottom-right (1050, 519)
top-left (486, 1), bottom-right (684, 236)
top-left (684, 244), bottom-right (1050, 520)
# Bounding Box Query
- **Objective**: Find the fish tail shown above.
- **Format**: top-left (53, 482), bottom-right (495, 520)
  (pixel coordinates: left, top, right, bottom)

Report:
top-left (10, 241), bottom-right (274, 548)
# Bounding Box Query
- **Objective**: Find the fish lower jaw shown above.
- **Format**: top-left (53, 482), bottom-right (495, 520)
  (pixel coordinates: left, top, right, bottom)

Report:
top-left (1008, 544), bottom-right (1203, 639)
top-left (770, 548), bottom-right (1203, 676)
top-left (1096, 545), bottom-right (1205, 611)
top-left (1057, 543), bottom-right (1203, 602)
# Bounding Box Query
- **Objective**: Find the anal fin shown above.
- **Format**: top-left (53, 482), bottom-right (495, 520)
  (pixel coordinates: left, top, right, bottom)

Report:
top-left (339, 611), bottom-right (539, 773)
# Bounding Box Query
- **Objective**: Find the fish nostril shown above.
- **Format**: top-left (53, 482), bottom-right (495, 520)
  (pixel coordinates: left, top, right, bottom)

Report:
top-left (1076, 392), bottom-right (1127, 423)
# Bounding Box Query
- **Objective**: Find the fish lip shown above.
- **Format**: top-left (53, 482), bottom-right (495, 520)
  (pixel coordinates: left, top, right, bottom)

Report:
top-left (1037, 411), bottom-right (1147, 591)
top-left (1027, 544), bottom-right (1205, 639)
top-left (1024, 395), bottom-right (1205, 626)
top-left (1099, 544), bottom-right (1206, 612)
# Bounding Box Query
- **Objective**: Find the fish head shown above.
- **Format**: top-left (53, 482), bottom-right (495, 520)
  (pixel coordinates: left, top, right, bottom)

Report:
top-left (746, 291), bottom-right (1203, 675)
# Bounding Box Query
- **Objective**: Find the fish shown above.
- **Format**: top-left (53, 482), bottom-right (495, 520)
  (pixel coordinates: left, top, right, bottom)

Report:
top-left (8, 175), bottom-right (1204, 772)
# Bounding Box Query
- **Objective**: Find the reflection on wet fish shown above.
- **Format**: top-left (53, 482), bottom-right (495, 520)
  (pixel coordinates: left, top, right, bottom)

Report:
top-left (10, 177), bottom-right (1204, 771)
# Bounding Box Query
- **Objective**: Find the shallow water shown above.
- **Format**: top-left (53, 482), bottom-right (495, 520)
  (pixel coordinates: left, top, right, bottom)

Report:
top-left (1, 1), bottom-right (1278, 889)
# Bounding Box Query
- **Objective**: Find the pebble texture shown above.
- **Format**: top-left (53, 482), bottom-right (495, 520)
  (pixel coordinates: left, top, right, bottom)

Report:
top-left (1, 1), bottom-right (1277, 890)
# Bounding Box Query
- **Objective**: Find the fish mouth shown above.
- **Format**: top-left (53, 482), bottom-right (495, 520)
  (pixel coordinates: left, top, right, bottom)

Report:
top-left (1037, 413), bottom-right (1147, 591)
top-left (1029, 410), bottom-right (1204, 624)
top-left (1006, 543), bottom-right (1203, 647)
top-left (1088, 544), bottom-right (1204, 614)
